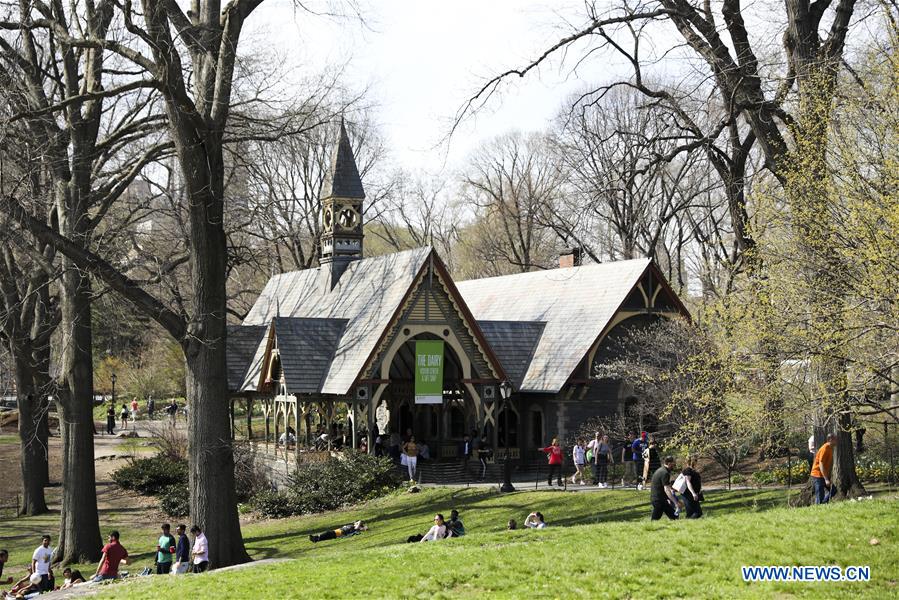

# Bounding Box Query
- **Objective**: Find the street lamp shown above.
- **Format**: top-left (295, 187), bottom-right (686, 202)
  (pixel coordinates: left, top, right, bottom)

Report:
top-left (111, 373), bottom-right (117, 406)
top-left (499, 380), bottom-right (515, 492)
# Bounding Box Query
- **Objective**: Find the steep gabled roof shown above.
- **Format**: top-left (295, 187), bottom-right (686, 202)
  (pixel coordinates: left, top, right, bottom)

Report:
top-left (477, 321), bottom-right (546, 389)
top-left (273, 317), bottom-right (348, 394)
top-left (321, 119), bottom-right (365, 200)
top-left (242, 247), bottom-right (432, 395)
top-left (226, 325), bottom-right (268, 394)
top-left (457, 259), bottom-right (656, 393)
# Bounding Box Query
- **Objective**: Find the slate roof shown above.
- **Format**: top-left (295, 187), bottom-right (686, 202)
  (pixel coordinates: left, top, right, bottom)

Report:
top-left (226, 325), bottom-right (268, 394)
top-left (321, 120), bottom-right (365, 200)
top-left (477, 321), bottom-right (546, 389)
top-left (456, 259), bottom-right (653, 393)
top-left (242, 247), bottom-right (432, 395)
top-left (272, 317), bottom-right (348, 394)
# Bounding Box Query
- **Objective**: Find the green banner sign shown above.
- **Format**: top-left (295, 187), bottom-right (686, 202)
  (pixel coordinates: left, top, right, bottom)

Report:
top-left (415, 340), bottom-right (444, 404)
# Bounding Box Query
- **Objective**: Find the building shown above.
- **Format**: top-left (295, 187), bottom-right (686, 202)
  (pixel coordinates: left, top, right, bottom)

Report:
top-left (227, 121), bottom-right (690, 463)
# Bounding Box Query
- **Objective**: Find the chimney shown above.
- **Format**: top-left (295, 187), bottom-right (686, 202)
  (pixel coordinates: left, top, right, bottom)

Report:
top-left (558, 247), bottom-right (582, 269)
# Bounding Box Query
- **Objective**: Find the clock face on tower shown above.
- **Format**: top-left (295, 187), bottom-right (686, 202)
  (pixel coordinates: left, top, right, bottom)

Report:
top-left (337, 206), bottom-right (359, 230)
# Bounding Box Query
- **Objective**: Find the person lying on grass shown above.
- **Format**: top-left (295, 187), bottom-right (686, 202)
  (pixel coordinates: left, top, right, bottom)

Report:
top-left (309, 521), bottom-right (368, 543)
top-left (8, 572), bottom-right (41, 599)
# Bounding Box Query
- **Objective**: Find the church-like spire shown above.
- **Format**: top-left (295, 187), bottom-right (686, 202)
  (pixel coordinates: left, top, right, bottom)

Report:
top-left (319, 118), bottom-right (365, 289)
top-left (321, 118), bottom-right (365, 200)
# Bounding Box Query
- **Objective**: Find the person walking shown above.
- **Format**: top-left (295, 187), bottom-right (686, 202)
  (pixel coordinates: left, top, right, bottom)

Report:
top-left (403, 436), bottom-right (419, 482)
top-left (571, 438), bottom-right (587, 485)
top-left (189, 526), bottom-right (209, 573)
top-left (147, 397), bottom-right (155, 420)
top-left (173, 524), bottom-right (190, 574)
top-left (592, 434), bottom-right (614, 487)
top-left (477, 437), bottom-right (491, 480)
top-left (635, 432), bottom-right (649, 489)
top-left (31, 535), bottom-right (54, 592)
top-left (681, 457), bottom-right (704, 518)
top-left (540, 438), bottom-right (564, 487)
top-left (621, 432), bottom-right (636, 484)
top-left (166, 400), bottom-right (179, 426)
top-left (130, 397), bottom-right (139, 421)
top-left (106, 403), bottom-right (116, 435)
top-left (650, 456), bottom-right (679, 520)
top-left (120, 402), bottom-right (129, 430)
top-left (155, 523), bottom-right (177, 574)
top-left (810, 432), bottom-right (838, 504)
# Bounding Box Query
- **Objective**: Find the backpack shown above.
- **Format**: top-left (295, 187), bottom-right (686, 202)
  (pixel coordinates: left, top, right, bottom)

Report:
top-left (586, 449), bottom-right (594, 463)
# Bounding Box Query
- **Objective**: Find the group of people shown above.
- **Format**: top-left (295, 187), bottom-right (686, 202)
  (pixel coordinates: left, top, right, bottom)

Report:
top-left (648, 456), bottom-right (704, 520)
top-left (1, 525), bottom-right (211, 597)
top-left (540, 431), bottom-right (662, 489)
top-left (308, 508), bottom-right (552, 548)
top-left (103, 397), bottom-right (181, 435)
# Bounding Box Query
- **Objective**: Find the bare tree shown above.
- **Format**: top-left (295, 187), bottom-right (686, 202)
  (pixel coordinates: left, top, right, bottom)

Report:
top-left (458, 132), bottom-right (562, 276)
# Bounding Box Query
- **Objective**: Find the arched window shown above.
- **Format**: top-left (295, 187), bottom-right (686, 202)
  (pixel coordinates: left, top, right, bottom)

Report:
top-left (449, 403), bottom-right (465, 438)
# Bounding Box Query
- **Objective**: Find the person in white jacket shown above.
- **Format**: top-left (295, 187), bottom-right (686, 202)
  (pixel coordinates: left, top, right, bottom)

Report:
top-left (420, 514), bottom-right (451, 542)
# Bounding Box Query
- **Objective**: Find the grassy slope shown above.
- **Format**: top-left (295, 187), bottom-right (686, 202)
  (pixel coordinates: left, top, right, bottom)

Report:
top-left (62, 488), bottom-right (895, 599)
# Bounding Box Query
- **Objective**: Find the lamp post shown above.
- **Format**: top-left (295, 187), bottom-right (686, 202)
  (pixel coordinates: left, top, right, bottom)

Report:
top-left (499, 380), bottom-right (515, 493)
top-left (111, 373), bottom-right (117, 407)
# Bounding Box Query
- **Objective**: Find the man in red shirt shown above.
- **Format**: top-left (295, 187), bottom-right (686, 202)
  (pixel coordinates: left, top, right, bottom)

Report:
top-left (540, 438), bottom-right (564, 487)
top-left (92, 531), bottom-right (128, 582)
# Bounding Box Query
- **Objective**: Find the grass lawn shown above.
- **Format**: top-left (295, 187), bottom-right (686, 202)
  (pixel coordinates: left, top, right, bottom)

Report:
top-left (4, 487), bottom-right (894, 598)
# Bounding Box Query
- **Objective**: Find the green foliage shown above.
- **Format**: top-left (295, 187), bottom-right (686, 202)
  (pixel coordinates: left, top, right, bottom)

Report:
top-left (112, 456), bottom-right (188, 496)
top-left (752, 461), bottom-right (808, 486)
top-left (159, 485), bottom-right (189, 517)
top-left (855, 456), bottom-right (898, 483)
top-left (251, 451), bottom-right (401, 518)
top-left (250, 490), bottom-right (303, 519)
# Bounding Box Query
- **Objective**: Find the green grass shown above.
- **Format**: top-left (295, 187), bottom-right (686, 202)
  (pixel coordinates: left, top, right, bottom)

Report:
top-left (4, 487), bottom-right (895, 598)
top-left (0, 433), bottom-right (19, 445)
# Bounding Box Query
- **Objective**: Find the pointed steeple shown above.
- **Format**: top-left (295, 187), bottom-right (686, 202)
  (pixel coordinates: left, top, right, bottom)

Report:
top-left (319, 118), bottom-right (365, 289)
top-left (321, 118), bottom-right (365, 200)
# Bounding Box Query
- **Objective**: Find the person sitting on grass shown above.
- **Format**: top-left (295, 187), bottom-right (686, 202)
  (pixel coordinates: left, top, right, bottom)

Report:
top-left (309, 521), bottom-right (368, 543)
top-left (92, 531), bottom-right (128, 582)
top-left (9, 572), bottom-right (41, 598)
top-left (447, 510), bottom-right (465, 537)
top-left (407, 514), bottom-right (452, 542)
top-left (507, 519), bottom-right (517, 530)
top-left (59, 568), bottom-right (85, 589)
top-left (524, 512), bottom-right (546, 529)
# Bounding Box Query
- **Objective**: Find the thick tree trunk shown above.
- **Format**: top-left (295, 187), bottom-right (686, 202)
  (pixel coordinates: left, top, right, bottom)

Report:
top-left (14, 357), bottom-right (48, 516)
top-left (181, 133), bottom-right (249, 568)
top-left (830, 411), bottom-right (866, 499)
top-left (54, 265), bottom-right (102, 564)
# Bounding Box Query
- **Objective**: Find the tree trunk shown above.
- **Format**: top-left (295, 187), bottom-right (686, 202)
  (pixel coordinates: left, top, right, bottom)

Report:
top-left (830, 410), bottom-right (865, 500)
top-left (14, 357), bottom-right (48, 516)
top-left (180, 132), bottom-right (249, 568)
top-left (54, 264), bottom-right (102, 564)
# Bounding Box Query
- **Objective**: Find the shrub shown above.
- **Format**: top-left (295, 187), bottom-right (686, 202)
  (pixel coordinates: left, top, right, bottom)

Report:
top-left (233, 441), bottom-right (270, 502)
top-left (145, 422), bottom-right (188, 461)
top-left (112, 457), bottom-right (188, 495)
top-left (281, 451), bottom-right (401, 516)
top-left (752, 461), bottom-right (809, 486)
top-left (855, 457), bottom-right (898, 483)
top-left (159, 485), bottom-right (190, 517)
top-left (250, 490), bottom-right (303, 519)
